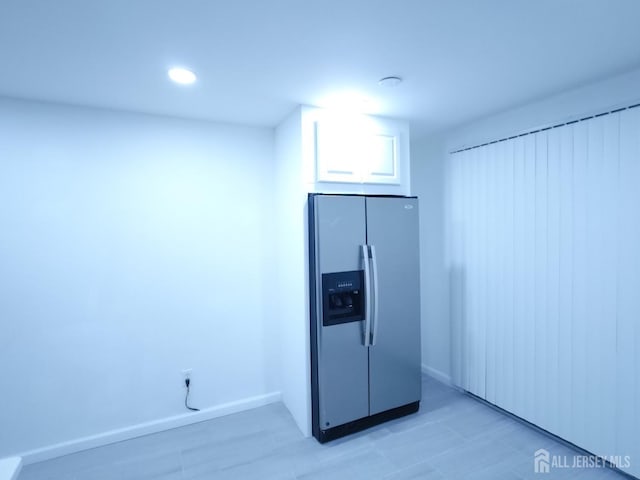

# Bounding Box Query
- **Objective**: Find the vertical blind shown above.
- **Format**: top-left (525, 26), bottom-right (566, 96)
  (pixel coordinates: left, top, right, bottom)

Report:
top-left (447, 106), bottom-right (640, 476)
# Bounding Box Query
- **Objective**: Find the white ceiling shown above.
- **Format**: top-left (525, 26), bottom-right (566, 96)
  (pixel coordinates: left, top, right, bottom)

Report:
top-left (1, 0), bottom-right (640, 136)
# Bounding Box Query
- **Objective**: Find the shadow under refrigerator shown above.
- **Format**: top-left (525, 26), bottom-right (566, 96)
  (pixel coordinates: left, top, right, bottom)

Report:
top-left (308, 194), bottom-right (421, 443)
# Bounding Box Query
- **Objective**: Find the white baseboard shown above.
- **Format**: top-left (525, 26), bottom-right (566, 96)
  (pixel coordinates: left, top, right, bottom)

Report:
top-left (421, 364), bottom-right (453, 386)
top-left (20, 391), bottom-right (281, 465)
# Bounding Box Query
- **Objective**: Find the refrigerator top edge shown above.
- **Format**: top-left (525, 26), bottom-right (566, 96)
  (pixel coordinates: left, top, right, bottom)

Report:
top-left (308, 193), bottom-right (418, 200)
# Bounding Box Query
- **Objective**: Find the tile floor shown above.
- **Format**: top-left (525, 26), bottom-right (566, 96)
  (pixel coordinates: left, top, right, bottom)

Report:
top-left (18, 376), bottom-right (630, 479)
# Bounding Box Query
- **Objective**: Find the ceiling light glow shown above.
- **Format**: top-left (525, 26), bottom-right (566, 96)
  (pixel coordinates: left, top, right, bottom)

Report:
top-left (168, 67), bottom-right (197, 85)
top-left (317, 91), bottom-right (378, 114)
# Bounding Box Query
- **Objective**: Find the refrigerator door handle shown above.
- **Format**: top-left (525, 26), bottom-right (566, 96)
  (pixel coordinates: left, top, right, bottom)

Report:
top-left (361, 244), bottom-right (372, 347)
top-left (370, 244), bottom-right (380, 346)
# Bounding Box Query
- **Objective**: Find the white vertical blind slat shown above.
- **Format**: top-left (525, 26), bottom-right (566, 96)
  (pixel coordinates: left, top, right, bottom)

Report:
top-left (502, 139), bottom-right (516, 413)
top-left (533, 131), bottom-right (549, 429)
top-left (477, 145), bottom-right (488, 398)
top-left (512, 136), bottom-right (527, 420)
top-left (485, 143), bottom-right (497, 404)
top-left (598, 113), bottom-right (618, 456)
top-left (523, 134), bottom-right (537, 423)
top-left (599, 113), bottom-right (616, 451)
top-left (557, 123), bottom-right (574, 441)
top-left (584, 116), bottom-right (604, 454)
top-left (449, 152), bottom-right (463, 387)
top-left (463, 148), bottom-right (474, 391)
top-left (545, 127), bottom-right (561, 435)
top-left (493, 140), bottom-right (508, 409)
top-left (469, 146), bottom-right (482, 396)
top-left (571, 119), bottom-right (589, 448)
top-left (617, 108), bottom-right (640, 476)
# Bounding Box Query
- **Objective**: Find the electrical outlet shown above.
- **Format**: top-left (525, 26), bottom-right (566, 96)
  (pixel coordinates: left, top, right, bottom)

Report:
top-left (181, 369), bottom-right (192, 380)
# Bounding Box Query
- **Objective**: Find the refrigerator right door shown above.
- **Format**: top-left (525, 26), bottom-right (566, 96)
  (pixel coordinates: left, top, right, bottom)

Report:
top-left (366, 196), bottom-right (422, 415)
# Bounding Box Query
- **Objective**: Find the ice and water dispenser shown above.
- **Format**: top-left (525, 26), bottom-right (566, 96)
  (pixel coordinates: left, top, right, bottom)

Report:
top-left (321, 270), bottom-right (365, 326)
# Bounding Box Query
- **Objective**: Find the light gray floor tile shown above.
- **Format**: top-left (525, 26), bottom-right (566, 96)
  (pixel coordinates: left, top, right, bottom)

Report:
top-left (18, 375), bottom-right (630, 480)
top-left (383, 460), bottom-right (444, 480)
top-left (374, 421), bottom-right (464, 469)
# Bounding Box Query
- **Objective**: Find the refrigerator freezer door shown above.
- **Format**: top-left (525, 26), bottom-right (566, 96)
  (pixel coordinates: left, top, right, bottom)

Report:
top-left (366, 196), bottom-right (421, 415)
top-left (314, 195), bottom-right (369, 429)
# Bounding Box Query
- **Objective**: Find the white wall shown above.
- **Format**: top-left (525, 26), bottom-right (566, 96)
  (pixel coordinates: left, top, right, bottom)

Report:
top-left (410, 137), bottom-right (450, 382)
top-left (411, 65), bottom-right (640, 383)
top-left (447, 67), bottom-right (640, 151)
top-left (0, 97), bottom-right (278, 460)
top-left (273, 107), bottom-right (311, 436)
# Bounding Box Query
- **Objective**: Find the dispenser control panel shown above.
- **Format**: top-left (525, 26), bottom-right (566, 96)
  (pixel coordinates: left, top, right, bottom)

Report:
top-left (321, 270), bottom-right (365, 326)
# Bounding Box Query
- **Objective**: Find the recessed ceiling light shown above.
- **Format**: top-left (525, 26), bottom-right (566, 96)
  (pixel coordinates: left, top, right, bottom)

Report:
top-left (168, 67), bottom-right (197, 85)
top-left (378, 76), bottom-right (402, 88)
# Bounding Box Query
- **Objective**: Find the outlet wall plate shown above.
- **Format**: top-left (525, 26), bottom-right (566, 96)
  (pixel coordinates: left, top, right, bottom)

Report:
top-left (181, 369), bottom-right (192, 379)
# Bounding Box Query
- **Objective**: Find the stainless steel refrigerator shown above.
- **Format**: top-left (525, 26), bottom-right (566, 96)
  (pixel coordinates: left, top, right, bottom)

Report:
top-left (308, 194), bottom-right (421, 442)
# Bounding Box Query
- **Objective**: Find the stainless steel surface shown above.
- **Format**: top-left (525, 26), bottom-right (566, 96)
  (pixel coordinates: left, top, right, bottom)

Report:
top-left (315, 195), bottom-right (369, 429)
top-left (361, 244), bottom-right (372, 347)
top-left (316, 195), bottom-right (365, 274)
top-left (366, 196), bottom-right (422, 416)
top-left (311, 194), bottom-right (422, 436)
top-left (369, 244), bottom-right (380, 347)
